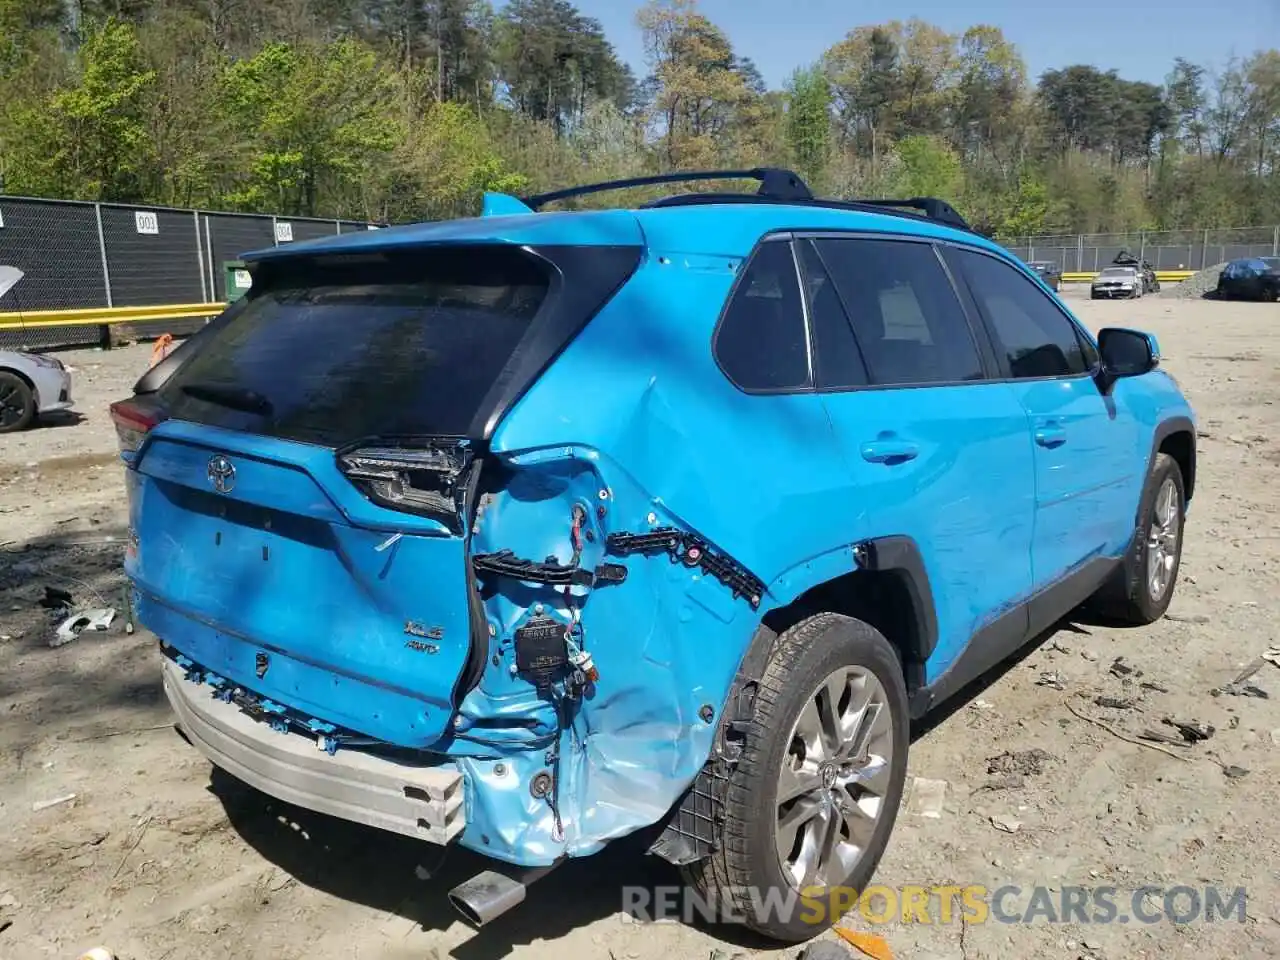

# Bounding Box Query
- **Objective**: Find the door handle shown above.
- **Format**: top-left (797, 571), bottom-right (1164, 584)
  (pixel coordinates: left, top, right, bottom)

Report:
top-left (1035, 423), bottom-right (1067, 448)
top-left (860, 439), bottom-right (919, 464)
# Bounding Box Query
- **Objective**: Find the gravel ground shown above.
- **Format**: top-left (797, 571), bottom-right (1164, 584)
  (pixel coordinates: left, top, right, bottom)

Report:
top-left (2, 292), bottom-right (1279, 960)
top-left (1158, 264), bottom-right (1229, 299)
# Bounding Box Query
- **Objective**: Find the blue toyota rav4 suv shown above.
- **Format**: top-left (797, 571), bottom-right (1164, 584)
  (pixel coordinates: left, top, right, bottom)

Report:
top-left (111, 169), bottom-right (1196, 942)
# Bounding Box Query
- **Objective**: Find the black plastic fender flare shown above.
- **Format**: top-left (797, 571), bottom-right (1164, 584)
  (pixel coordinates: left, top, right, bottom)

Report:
top-left (853, 534), bottom-right (940, 664)
top-left (1146, 415), bottom-right (1197, 517)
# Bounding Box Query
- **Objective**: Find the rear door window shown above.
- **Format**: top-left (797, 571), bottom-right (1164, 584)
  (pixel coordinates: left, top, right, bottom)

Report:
top-left (159, 246), bottom-right (551, 445)
top-left (795, 240), bottom-right (868, 389)
top-left (804, 237), bottom-right (985, 387)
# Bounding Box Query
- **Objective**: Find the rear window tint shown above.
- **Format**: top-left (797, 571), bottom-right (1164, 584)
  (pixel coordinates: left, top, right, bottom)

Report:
top-left (159, 247), bottom-right (550, 444)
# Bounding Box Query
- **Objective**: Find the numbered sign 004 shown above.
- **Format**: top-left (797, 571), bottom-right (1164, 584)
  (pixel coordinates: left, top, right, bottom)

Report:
top-left (135, 211), bottom-right (159, 235)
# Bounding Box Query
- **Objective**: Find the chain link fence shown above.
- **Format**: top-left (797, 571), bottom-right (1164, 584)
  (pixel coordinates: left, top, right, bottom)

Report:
top-left (1003, 226), bottom-right (1280, 273)
top-left (0, 196), bottom-right (380, 349)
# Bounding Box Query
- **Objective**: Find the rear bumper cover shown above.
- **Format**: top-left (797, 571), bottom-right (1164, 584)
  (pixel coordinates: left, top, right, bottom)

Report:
top-left (162, 657), bottom-right (466, 845)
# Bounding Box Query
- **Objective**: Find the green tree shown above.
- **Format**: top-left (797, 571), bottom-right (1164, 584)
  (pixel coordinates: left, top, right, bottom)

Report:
top-left (0, 0), bottom-right (65, 71)
top-left (6, 18), bottom-right (156, 200)
top-left (825, 25), bottom-right (900, 162)
top-left (495, 0), bottom-right (631, 134)
top-left (1166, 57), bottom-right (1207, 157)
top-left (895, 134), bottom-right (960, 198)
top-left (952, 25), bottom-right (1025, 165)
top-left (637, 0), bottom-right (750, 168)
top-left (390, 99), bottom-right (527, 219)
top-left (221, 38), bottom-right (398, 216)
top-left (784, 64), bottom-right (831, 185)
top-left (0, 1), bottom-right (1277, 232)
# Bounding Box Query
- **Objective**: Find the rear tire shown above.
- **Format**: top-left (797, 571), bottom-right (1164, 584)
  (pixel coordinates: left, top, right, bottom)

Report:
top-left (0, 371), bottom-right (35, 433)
top-left (681, 614), bottom-right (909, 943)
top-left (1090, 452), bottom-right (1185, 625)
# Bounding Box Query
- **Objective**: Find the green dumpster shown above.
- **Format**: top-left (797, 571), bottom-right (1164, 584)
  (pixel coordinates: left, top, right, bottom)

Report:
top-left (224, 260), bottom-right (252, 302)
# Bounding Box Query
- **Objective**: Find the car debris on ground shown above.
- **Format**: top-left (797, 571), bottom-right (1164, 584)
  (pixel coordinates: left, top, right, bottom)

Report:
top-left (832, 927), bottom-right (896, 960)
top-left (1110, 656), bottom-right (1142, 679)
top-left (1163, 718), bottom-right (1215, 742)
top-left (1094, 695), bottom-right (1137, 710)
top-left (1138, 728), bottom-right (1194, 748)
top-left (990, 815), bottom-right (1023, 834)
top-left (906, 777), bottom-right (948, 818)
top-left (1211, 650), bottom-right (1279, 697)
top-left (50, 607), bottom-right (116, 648)
top-left (32, 793), bottom-right (76, 812)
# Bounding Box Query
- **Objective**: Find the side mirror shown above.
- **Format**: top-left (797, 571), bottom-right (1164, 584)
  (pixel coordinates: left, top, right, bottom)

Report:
top-left (1096, 327), bottom-right (1160, 394)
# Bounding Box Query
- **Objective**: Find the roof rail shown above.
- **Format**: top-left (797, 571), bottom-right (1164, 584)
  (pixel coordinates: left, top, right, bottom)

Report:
top-left (518, 167), bottom-right (972, 232)
top-left (641, 192), bottom-right (972, 232)
top-left (854, 197), bottom-right (970, 231)
top-left (519, 167), bottom-right (813, 211)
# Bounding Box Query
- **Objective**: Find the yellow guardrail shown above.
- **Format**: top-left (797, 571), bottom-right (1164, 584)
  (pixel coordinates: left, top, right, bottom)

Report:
top-left (0, 302), bottom-right (227, 331)
top-left (1062, 271), bottom-right (1196, 283)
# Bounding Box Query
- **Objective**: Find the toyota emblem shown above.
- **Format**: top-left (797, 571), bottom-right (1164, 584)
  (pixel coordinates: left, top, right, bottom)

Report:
top-left (207, 455), bottom-right (236, 494)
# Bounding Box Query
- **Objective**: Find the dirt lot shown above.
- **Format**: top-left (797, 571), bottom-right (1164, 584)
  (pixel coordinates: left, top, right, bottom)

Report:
top-left (2, 291), bottom-right (1279, 960)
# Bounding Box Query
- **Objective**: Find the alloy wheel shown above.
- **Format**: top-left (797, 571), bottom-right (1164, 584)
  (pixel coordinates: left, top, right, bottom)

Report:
top-left (774, 666), bottom-right (894, 890)
top-left (1147, 477), bottom-right (1180, 601)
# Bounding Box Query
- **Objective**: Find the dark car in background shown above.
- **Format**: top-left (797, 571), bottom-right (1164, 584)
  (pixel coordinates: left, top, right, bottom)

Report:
top-left (1112, 251), bottom-right (1159, 294)
top-left (1026, 260), bottom-right (1062, 291)
top-left (1216, 257), bottom-right (1280, 301)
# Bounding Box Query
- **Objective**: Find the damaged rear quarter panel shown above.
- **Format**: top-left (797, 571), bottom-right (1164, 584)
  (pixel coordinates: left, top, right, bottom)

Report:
top-left (458, 249), bottom-right (867, 864)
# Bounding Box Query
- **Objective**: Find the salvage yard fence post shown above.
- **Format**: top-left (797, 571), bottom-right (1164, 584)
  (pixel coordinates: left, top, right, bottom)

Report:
top-left (0, 196), bottom-right (383, 349)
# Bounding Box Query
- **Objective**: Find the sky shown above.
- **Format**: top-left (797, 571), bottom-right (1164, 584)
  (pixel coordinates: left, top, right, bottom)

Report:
top-left (568, 0), bottom-right (1280, 89)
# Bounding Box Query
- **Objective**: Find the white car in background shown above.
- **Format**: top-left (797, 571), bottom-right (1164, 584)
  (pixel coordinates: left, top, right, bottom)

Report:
top-left (0, 266), bottom-right (76, 433)
top-left (1090, 265), bottom-right (1144, 300)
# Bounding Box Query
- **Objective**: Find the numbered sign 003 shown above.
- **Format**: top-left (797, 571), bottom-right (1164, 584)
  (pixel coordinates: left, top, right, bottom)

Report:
top-left (274, 221), bottom-right (293, 243)
top-left (135, 211), bottom-right (160, 235)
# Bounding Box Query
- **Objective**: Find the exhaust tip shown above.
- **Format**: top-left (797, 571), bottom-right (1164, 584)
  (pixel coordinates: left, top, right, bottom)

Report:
top-left (447, 889), bottom-right (488, 927)
top-left (447, 865), bottom-right (555, 927)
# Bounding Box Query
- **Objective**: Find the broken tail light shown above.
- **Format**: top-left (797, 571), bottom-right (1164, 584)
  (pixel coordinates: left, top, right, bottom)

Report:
top-left (109, 398), bottom-right (166, 455)
top-left (338, 442), bottom-right (473, 529)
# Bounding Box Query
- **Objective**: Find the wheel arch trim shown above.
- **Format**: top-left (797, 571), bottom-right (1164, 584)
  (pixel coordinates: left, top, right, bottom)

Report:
top-left (761, 535), bottom-right (939, 666)
top-left (1148, 415), bottom-right (1196, 512)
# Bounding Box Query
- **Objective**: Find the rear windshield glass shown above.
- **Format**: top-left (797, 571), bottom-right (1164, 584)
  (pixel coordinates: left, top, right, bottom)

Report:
top-left (159, 246), bottom-right (550, 445)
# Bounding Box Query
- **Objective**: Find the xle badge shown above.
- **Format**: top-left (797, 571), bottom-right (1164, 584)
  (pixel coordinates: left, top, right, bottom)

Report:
top-left (404, 621), bottom-right (442, 654)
